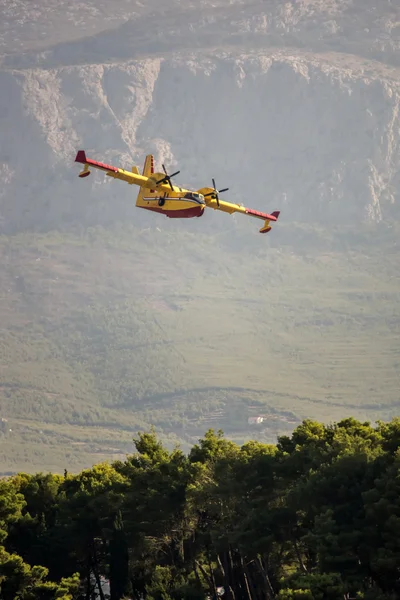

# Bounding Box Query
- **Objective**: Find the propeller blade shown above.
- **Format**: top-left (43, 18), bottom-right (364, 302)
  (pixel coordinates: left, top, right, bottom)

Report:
top-left (204, 178), bottom-right (228, 207)
top-left (156, 165), bottom-right (180, 189)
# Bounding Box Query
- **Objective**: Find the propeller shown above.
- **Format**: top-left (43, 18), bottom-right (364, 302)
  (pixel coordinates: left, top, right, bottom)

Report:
top-left (204, 178), bottom-right (229, 207)
top-left (156, 164), bottom-right (180, 190)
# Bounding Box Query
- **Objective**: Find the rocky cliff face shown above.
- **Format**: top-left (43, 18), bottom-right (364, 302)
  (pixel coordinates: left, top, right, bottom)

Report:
top-left (0, 1), bottom-right (399, 233)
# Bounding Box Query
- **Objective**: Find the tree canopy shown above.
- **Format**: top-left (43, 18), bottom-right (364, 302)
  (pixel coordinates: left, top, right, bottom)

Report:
top-left (1, 418), bottom-right (399, 599)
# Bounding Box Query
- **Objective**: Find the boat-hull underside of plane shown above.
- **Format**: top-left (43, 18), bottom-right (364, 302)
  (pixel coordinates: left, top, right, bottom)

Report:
top-left (139, 205), bottom-right (205, 218)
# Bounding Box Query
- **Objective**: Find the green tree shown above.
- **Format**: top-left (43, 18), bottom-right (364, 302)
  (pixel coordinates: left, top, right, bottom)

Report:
top-left (1, 420), bottom-right (400, 599)
top-left (0, 546), bottom-right (79, 600)
top-left (60, 462), bottom-right (128, 599)
top-left (0, 479), bottom-right (26, 543)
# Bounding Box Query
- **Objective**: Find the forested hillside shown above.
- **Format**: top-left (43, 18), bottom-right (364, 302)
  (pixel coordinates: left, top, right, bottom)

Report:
top-left (1, 419), bottom-right (400, 599)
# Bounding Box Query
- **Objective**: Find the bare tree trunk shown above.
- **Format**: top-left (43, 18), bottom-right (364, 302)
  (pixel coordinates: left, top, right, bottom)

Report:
top-left (130, 577), bottom-right (142, 600)
top-left (243, 559), bottom-right (260, 600)
top-left (193, 560), bottom-right (203, 588)
top-left (85, 564), bottom-right (93, 600)
top-left (293, 539), bottom-right (308, 573)
top-left (92, 567), bottom-right (106, 600)
top-left (91, 541), bottom-right (106, 600)
top-left (238, 553), bottom-right (255, 600)
top-left (228, 547), bottom-right (240, 599)
top-left (230, 548), bottom-right (247, 599)
top-left (206, 549), bottom-right (219, 600)
top-left (256, 555), bottom-right (275, 600)
top-left (196, 559), bottom-right (217, 599)
top-left (217, 554), bottom-right (226, 579)
top-left (222, 550), bottom-right (236, 600)
top-left (181, 532), bottom-right (185, 565)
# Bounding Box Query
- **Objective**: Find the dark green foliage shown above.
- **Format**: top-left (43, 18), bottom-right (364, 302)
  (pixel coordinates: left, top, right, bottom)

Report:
top-left (1, 420), bottom-right (400, 599)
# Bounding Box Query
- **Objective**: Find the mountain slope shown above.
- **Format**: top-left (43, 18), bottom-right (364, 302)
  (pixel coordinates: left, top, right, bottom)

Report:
top-left (1, 225), bottom-right (399, 473)
top-left (0, 0), bottom-right (399, 474)
top-left (2, 0), bottom-right (399, 67)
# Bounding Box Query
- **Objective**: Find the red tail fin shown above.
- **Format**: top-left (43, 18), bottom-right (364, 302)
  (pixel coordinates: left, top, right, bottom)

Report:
top-left (271, 211), bottom-right (280, 220)
top-left (75, 150), bottom-right (87, 164)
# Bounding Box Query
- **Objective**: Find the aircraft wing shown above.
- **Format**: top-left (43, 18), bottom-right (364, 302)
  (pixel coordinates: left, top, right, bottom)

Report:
top-left (199, 187), bottom-right (280, 233)
top-left (215, 200), bottom-right (280, 233)
top-left (74, 150), bottom-right (175, 193)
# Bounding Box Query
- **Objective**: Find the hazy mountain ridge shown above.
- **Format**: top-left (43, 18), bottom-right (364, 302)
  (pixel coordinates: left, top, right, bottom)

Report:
top-left (2, 0), bottom-right (399, 68)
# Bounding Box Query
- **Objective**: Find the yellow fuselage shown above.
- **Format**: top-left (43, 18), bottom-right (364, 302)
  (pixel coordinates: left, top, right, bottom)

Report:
top-left (135, 173), bottom-right (206, 218)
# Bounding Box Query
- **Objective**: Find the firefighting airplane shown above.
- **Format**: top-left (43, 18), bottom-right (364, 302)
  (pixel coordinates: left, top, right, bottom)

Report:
top-left (75, 150), bottom-right (280, 234)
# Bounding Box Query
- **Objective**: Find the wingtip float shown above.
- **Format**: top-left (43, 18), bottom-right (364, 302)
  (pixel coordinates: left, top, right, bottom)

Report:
top-left (74, 150), bottom-right (280, 234)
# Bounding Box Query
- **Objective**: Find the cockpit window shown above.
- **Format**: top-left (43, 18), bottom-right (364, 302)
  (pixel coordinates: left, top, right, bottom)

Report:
top-left (184, 192), bottom-right (205, 204)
